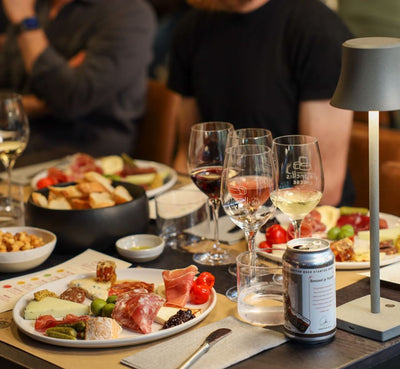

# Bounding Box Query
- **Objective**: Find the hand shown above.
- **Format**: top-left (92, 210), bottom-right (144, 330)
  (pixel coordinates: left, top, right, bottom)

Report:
top-left (2, 0), bottom-right (36, 24)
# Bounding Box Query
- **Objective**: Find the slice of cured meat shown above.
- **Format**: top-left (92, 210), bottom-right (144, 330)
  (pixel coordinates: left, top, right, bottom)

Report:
top-left (162, 265), bottom-right (198, 307)
top-left (108, 280), bottom-right (155, 297)
top-left (112, 290), bottom-right (165, 334)
top-left (35, 314), bottom-right (90, 333)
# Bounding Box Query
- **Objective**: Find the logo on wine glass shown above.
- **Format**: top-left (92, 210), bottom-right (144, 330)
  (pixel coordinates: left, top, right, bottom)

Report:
top-left (285, 156), bottom-right (312, 184)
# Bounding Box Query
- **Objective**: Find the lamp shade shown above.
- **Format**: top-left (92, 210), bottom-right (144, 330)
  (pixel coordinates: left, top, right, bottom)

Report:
top-left (331, 37), bottom-right (400, 111)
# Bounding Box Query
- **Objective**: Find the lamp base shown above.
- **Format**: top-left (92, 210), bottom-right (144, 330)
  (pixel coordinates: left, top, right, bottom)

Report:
top-left (336, 295), bottom-right (400, 341)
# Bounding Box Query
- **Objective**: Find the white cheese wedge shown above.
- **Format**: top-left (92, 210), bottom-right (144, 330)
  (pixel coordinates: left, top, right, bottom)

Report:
top-left (85, 317), bottom-right (122, 340)
top-left (69, 277), bottom-right (111, 301)
top-left (24, 297), bottom-right (90, 320)
top-left (154, 306), bottom-right (180, 325)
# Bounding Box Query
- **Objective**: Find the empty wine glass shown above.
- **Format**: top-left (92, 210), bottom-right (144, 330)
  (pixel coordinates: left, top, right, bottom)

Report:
top-left (0, 93), bottom-right (29, 213)
top-left (221, 144), bottom-right (276, 300)
top-left (270, 135), bottom-right (324, 239)
top-left (188, 121), bottom-right (236, 265)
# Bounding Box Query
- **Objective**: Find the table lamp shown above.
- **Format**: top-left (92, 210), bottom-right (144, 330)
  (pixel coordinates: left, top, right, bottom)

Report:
top-left (331, 37), bottom-right (400, 341)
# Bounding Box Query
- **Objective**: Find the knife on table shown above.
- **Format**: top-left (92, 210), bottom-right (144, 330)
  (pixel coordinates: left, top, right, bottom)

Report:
top-left (176, 328), bottom-right (232, 369)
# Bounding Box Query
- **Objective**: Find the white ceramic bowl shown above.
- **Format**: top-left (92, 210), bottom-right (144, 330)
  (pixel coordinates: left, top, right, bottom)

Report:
top-left (0, 226), bottom-right (57, 273)
top-left (116, 234), bottom-right (165, 262)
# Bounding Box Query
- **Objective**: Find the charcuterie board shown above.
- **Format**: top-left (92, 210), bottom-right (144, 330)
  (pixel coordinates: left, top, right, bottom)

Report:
top-left (13, 268), bottom-right (216, 348)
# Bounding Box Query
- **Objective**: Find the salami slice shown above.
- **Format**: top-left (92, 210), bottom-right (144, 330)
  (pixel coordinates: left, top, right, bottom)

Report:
top-left (60, 287), bottom-right (86, 303)
top-left (112, 290), bottom-right (164, 334)
top-left (108, 280), bottom-right (155, 297)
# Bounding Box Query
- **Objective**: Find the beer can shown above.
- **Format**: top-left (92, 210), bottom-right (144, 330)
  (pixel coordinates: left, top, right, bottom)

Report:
top-left (282, 238), bottom-right (336, 343)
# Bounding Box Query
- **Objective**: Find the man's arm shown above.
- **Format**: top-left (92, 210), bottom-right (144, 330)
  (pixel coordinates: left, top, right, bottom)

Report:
top-left (298, 99), bottom-right (353, 206)
top-left (173, 96), bottom-right (201, 174)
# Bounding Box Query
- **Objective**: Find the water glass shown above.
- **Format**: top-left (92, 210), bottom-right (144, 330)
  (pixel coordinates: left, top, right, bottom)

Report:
top-left (237, 250), bottom-right (284, 326)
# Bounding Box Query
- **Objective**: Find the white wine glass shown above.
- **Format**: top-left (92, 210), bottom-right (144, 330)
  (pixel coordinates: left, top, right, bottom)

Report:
top-left (188, 121), bottom-right (236, 265)
top-left (221, 144), bottom-right (276, 300)
top-left (0, 93), bottom-right (29, 211)
top-left (271, 135), bottom-right (324, 239)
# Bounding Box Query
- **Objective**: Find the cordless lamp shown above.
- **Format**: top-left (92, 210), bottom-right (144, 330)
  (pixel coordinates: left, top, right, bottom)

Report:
top-left (331, 37), bottom-right (400, 341)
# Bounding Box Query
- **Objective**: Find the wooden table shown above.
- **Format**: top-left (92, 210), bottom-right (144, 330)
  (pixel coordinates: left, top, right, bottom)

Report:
top-left (1, 177), bottom-right (400, 369)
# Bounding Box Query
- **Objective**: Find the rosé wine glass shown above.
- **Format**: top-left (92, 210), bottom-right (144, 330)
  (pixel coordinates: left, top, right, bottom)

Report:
top-left (221, 144), bottom-right (276, 300)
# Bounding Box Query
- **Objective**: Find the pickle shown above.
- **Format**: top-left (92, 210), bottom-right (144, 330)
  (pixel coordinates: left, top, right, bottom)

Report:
top-left (339, 206), bottom-right (369, 215)
top-left (58, 321), bottom-right (86, 332)
top-left (46, 327), bottom-right (77, 340)
top-left (46, 326), bottom-right (78, 337)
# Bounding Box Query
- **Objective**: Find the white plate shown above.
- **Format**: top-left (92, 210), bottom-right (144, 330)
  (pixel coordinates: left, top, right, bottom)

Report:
top-left (257, 212), bottom-right (400, 270)
top-left (12, 268), bottom-right (216, 348)
top-left (31, 159), bottom-right (177, 199)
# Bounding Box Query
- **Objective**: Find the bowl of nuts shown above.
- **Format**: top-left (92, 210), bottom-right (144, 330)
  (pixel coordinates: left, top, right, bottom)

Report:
top-left (0, 227), bottom-right (57, 273)
top-left (25, 172), bottom-right (149, 253)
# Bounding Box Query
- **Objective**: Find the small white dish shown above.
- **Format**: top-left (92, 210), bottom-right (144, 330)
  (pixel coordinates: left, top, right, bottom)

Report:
top-left (116, 234), bottom-right (165, 262)
top-left (0, 226), bottom-right (57, 273)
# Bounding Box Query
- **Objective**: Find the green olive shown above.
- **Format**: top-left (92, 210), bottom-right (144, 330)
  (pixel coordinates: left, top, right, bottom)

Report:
top-left (338, 224), bottom-right (355, 239)
top-left (327, 227), bottom-right (341, 240)
top-left (91, 298), bottom-right (107, 316)
top-left (101, 303), bottom-right (115, 317)
top-left (106, 295), bottom-right (118, 304)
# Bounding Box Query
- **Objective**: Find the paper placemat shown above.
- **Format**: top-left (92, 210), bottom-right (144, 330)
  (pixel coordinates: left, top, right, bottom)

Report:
top-left (0, 249), bottom-right (131, 312)
top-left (360, 261), bottom-right (400, 285)
top-left (121, 316), bottom-right (288, 369)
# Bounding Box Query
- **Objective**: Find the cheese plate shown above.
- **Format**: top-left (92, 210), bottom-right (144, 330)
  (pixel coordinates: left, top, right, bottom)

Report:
top-left (31, 158), bottom-right (178, 199)
top-left (13, 268), bottom-right (216, 348)
top-left (257, 212), bottom-right (400, 270)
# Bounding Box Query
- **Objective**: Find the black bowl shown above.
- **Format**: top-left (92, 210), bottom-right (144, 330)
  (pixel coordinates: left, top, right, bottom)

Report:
top-left (26, 181), bottom-right (149, 254)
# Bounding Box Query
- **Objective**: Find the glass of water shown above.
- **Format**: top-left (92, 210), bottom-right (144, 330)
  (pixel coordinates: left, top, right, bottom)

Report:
top-left (236, 250), bottom-right (284, 326)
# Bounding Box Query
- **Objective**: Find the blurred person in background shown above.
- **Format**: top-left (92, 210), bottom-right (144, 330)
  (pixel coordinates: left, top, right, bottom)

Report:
top-left (168, 0), bottom-right (355, 206)
top-left (0, 5), bottom-right (7, 50)
top-left (0, 0), bottom-right (156, 166)
top-left (148, 0), bottom-right (190, 81)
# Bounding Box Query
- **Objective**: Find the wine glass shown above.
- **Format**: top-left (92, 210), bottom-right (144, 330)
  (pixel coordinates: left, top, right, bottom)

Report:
top-left (221, 144), bottom-right (276, 300)
top-left (188, 121), bottom-right (236, 265)
top-left (225, 128), bottom-right (273, 277)
top-left (270, 135), bottom-right (324, 239)
top-left (0, 93), bottom-right (29, 213)
top-left (226, 128), bottom-right (273, 148)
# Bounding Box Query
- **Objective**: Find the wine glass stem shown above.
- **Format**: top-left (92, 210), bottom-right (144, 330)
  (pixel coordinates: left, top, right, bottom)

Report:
top-left (210, 198), bottom-right (221, 252)
top-left (5, 160), bottom-right (15, 210)
top-left (292, 219), bottom-right (303, 239)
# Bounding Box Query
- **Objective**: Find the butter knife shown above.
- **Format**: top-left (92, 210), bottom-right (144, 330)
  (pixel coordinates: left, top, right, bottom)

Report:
top-left (176, 328), bottom-right (232, 369)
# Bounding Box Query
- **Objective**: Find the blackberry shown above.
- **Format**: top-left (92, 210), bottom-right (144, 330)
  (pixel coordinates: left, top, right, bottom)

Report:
top-left (162, 309), bottom-right (196, 329)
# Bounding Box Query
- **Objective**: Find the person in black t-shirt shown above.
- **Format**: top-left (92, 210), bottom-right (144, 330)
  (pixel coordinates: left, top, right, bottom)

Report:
top-left (167, 0), bottom-right (355, 206)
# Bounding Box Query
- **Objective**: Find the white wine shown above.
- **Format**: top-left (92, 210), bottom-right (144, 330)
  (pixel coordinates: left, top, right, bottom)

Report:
top-left (0, 141), bottom-right (27, 166)
top-left (270, 188), bottom-right (322, 220)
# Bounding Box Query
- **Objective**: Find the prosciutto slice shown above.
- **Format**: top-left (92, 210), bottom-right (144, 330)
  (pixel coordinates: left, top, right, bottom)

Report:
top-left (112, 290), bottom-right (165, 334)
top-left (162, 265), bottom-right (198, 307)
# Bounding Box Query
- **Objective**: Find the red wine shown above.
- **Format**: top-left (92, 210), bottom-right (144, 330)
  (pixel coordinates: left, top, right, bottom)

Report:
top-left (191, 166), bottom-right (222, 199)
top-left (228, 176), bottom-right (272, 208)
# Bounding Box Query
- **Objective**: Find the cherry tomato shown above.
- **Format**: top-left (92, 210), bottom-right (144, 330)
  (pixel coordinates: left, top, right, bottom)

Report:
top-left (258, 240), bottom-right (272, 252)
top-left (287, 222), bottom-right (313, 240)
top-left (195, 272), bottom-right (215, 289)
top-left (36, 177), bottom-right (56, 189)
top-left (266, 224), bottom-right (288, 245)
top-left (190, 283), bottom-right (210, 304)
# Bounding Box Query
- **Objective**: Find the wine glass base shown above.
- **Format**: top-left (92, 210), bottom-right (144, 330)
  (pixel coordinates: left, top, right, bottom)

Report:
top-left (225, 286), bottom-right (237, 302)
top-left (192, 250), bottom-right (236, 266)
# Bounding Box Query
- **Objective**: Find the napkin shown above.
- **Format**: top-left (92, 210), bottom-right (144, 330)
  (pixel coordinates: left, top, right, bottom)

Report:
top-left (121, 316), bottom-right (288, 369)
top-left (360, 262), bottom-right (400, 285)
